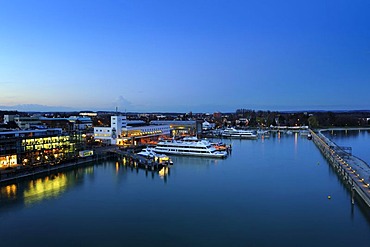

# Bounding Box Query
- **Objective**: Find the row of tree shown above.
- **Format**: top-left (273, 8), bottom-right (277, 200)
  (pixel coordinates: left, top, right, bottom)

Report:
top-left (1, 109), bottom-right (369, 130)
top-left (213, 109), bottom-right (370, 128)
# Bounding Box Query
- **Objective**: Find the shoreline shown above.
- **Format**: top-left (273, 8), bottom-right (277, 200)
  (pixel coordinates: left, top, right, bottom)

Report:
top-left (0, 154), bottom-right (113, 185)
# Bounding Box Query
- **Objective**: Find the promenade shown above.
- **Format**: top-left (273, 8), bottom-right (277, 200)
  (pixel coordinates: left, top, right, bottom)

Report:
top-left (311, 129), bottom-right (370, 207)
top-left (0, 146), bottom-right (170, 184)
top-left (0, 146), bottom-right (115, 184)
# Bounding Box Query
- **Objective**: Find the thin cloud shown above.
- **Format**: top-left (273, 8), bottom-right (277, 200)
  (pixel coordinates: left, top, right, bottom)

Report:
top-left (0, 104), bottom-right (75, 112)
top-left (111, 96), bottom-right (133, 112)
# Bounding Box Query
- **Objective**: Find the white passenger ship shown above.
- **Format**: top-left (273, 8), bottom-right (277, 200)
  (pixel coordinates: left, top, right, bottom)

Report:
top-left (221, 127), bottom-right (258, 139)
top-left (153, 139), bottom-right (228, 158)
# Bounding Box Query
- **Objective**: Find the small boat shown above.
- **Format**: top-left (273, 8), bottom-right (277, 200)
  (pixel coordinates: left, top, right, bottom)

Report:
top-left (137, 148), bottom-right (173, 165)
top-left (221, 127), bottom-right (258, 139)
top-left (307, 133), bottom-right (312, 140)
top-left (137, 148), bottom-right (156, 158)
top-left (211, 142), bottom-right (228, 151)
top-left (299, 130), bottom-right (310, 136)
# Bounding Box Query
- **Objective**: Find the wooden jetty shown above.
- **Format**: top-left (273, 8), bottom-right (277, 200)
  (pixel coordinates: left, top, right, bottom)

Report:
top-left (310, 129), bottom-right (370, 207)
top-left (108, 148), bottom-right (172, 171)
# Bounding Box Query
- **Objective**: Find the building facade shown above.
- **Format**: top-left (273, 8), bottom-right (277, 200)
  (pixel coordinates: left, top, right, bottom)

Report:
top-left (13, 116), bottom-right (42, 129)
top-left (0, 129), bottom-right (82, 168)
top-left (150, 120), bottom-right (200, 137)
top-left (40, 116), bottom-right (93, 131)
top-left (4, 115), bottom-right (92, 131)
top-left (94, 116), bottom-right (170, 146)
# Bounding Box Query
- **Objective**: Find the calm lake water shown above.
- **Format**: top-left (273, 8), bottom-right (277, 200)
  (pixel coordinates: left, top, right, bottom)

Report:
top-left (1, 132), bottom-right (370, 247)
top-left (323, 129), bottom-right (370, 164)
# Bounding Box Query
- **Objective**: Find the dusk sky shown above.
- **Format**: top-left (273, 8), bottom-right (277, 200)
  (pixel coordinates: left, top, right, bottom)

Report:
top-left (1, 0), bottom-right (369, 113)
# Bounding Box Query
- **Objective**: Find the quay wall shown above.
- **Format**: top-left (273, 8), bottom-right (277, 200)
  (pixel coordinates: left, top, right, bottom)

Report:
top-left (310, 129), bottom-right (370, 208)
top-left (0, 151), bottom-right (114, 185)
top-left (0, 147), bottom-right (170, 185)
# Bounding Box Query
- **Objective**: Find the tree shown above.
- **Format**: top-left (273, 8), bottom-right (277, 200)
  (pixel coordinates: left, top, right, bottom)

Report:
top-left (308, 116), bottom-right (319, 128)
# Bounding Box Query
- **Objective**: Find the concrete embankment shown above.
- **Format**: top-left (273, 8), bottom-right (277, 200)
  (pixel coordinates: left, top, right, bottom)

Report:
top-left (0, 146), bottom-right (170, 184)
top-left (0, 149), bottom-right (114, 185)
top-left (310, 129), bottom-right (370, 207)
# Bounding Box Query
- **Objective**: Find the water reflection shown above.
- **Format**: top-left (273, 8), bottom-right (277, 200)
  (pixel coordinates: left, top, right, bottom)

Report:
top-left (323, 129), bottom-right (370, 164)
top-left (1, 184), bottom-right (17, 199)
top-left (328, 129), bottom-right (370, 139)
top-left (170, 155), bottom-right (221, 168)
top-left (294, 132), bottom-right (298, 154)
top-left (1, 135), bottom-right (370, 247)
top-left (94, 158), bottom-right (172, 186)
top-left (158, 166), bottom-right (169, 178)
top-left (115, 161), bottom-right (120, 174)
top-left (24, 174), bottom-right (68, 205)
top-left (0, 167), bottom-right (89, 209)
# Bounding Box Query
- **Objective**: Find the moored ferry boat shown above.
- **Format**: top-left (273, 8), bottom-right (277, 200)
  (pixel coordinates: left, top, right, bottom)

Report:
top-left (153, 139), bottom-right (228, 158)
top-left (221, 127), bottom-right (258, 139)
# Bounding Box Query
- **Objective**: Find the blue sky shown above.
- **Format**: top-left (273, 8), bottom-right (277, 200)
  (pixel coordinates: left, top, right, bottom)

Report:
top-left (1, 0), bottom-right (369, 112)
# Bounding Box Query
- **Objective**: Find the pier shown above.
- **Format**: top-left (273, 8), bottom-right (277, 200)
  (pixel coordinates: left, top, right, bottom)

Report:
top-left (108, 148), bottom-right (172, 171)
top-left (310, 129), bottom-right (370, 207)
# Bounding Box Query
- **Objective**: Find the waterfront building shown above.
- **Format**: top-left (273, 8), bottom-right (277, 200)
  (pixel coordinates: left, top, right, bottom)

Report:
top-left (150, 120), bottom-right (201, 137)
top-left (93, 116), bottom-right (170, 146)
top-left (94, 115), bottom-right (126, 145)
top-left (0, 129), bottom-right (82, 168)
top-left (120, 124), bottom-right (170, 146)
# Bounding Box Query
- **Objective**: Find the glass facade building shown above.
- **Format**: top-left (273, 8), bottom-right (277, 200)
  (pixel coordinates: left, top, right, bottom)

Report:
top-left (0, 129), bottom-right (82, 168)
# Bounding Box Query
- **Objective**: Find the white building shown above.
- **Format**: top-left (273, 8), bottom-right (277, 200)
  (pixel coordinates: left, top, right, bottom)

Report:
top-left (202, 121), bottom-right (215, 130)
top-left (94, 116), bottom-right (170, 145)
top-left (4, 115), bottom-right (15, 124)
top-left (94, 116), bottom-right (125, 145)
top-left (13, 116), bottom-right (42, 129)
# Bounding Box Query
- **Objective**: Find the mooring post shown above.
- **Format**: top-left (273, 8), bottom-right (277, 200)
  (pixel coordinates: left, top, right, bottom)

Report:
top-left (351, 185), bottom-right (355, 205)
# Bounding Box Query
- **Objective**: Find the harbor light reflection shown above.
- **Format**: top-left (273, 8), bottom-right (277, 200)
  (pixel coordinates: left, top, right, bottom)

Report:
top-left (1, 184), bottom-right (17, 199)
top-left (23, 174), bottom-right (68, 205)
